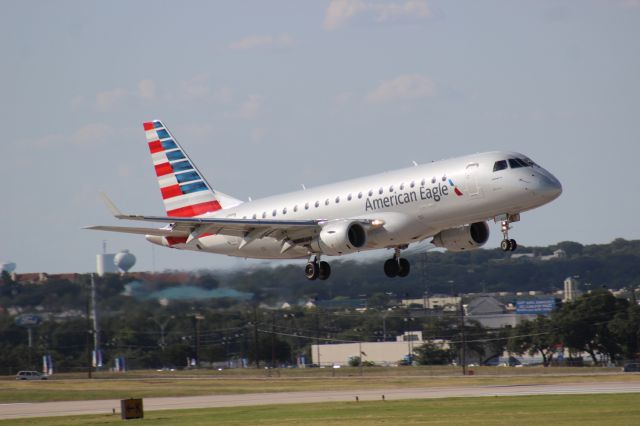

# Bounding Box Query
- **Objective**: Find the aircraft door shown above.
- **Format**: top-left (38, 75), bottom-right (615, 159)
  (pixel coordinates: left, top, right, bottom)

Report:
top-left (465, 162), bottom-right (482, 198)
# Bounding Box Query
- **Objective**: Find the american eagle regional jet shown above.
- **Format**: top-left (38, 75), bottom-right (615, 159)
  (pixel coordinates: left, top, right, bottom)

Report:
top-left (86, 120), bottom-right (562, 280)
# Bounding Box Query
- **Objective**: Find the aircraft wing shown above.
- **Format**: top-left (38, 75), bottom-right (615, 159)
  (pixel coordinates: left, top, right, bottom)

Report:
top-left (85, 194), bottom-right (380, 250)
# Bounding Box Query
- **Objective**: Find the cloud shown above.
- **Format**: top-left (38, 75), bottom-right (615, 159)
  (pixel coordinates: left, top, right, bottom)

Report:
top-left (366, 74), bottom-right (435, 103)
top-left (324, 0), bottom-right (430, 30)
top-left (229, 34), bottom-right (294, 50)
top-left (138, 79), bottom-right (157, 100)
top-left (70, 123), bottom-right (113, 146)
top-left (96, 88), bottom-right (128, 110)
top-left (177, 74), bottom-right (213, 101)
top-left (226, 95), bottom-right (264, 119)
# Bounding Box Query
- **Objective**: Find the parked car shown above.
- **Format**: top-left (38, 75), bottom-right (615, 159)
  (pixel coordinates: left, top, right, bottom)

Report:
top-left (16, 371), bottom-right (48, 380)
top-left (622, 363), bottom-right (640, 372)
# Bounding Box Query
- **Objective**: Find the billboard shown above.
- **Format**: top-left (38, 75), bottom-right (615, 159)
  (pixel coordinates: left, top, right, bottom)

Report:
top-left (516, 298), bottom-right (556, 315)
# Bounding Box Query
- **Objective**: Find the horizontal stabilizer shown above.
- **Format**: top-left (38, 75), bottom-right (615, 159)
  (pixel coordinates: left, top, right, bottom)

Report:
top-left (83, 225), bottom-right (187, 237)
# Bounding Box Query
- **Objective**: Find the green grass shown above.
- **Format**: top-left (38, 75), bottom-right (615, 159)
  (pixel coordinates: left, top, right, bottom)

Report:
top-left (3, 393), bottom-right (640, 425)
top-left (2, 372), bottom-right (639, 403)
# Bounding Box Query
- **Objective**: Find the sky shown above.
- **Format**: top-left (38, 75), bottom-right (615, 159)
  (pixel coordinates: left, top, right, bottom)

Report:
top-left (1, 0), bottom-right (639, 274)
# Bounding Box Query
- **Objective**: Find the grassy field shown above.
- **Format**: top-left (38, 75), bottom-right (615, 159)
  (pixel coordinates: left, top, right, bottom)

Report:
top-left (1, 369), bottom-right (639, 403)
top-left (2, 393), bottom-right (639, 425)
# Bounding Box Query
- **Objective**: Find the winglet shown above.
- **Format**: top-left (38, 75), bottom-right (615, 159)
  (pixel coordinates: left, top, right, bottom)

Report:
top-left (100, 192), bottom-right (125, 218)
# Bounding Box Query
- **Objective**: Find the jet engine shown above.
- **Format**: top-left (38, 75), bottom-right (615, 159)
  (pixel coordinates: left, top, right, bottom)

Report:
top-left (310, 220), bottom-right (367, 256)
top-left (431, 222), bottom-right (490, 252)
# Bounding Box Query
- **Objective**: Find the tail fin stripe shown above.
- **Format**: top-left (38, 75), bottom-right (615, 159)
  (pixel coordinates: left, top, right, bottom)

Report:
top-left (166, 150), bottom-right (186, 161)
top-left (148, 140), bottom-right (163, 154)
top-left (167, 200), bottom-right (222, 217)
top-left (175, 171), bottom-right (200, 183)
top-left (155, 162), bottom-right (173, 177)
top-left (181, 181), bottom-right (208, 194)
top-left (164, 191), bottom-right (213, 211)
top-left (171, 161), bottom-right (193, 173)
top-left (143, 122), bottom-right (155, 131)
top-left (161, 140), bottom-right (177, 150)
top-left (157, 129), bottom-right (170, 139)
top-left (161, 184), bottom-right (183, 199)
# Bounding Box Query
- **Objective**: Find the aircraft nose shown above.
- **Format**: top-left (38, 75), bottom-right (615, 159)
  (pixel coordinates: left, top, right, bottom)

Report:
top-left (537, 173), bottom-right (562, 201)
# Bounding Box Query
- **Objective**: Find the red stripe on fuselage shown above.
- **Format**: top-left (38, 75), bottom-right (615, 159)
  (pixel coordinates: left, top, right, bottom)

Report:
top-left (167, 200), bottom-right (222, 217)
top-left (155, 162), bottom-right (173, 177)
top-left (143, 122), bottom-right (155, 131)
top-left (161, 184), bottom-right (183, 199)
top-left (148, 140), bottom-right (163, 154)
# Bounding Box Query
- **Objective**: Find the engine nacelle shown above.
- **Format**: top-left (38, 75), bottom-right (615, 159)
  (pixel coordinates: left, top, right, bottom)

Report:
top-left (310, 220), bottom-right (367, 256)
top-left (432, 222), bottom-right (490, 252)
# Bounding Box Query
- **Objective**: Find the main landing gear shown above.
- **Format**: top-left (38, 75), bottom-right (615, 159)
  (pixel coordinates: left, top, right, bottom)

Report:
top-left (305, 256), bottom-right (331, 281)
top-left (499, 214), bottom-right (519, 252)
top-left (384, 247), bottom-right (411, 278)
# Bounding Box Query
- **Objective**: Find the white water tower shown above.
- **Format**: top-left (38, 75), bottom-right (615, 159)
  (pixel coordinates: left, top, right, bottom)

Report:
top-left (114, 250), bottom-right (136, 274)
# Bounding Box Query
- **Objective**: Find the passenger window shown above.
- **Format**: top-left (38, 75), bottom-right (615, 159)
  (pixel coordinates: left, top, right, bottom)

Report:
top-left (358, 192), bottom-right (363, 199)
top-left (335, 196), bottom-right (340, 203)
top-left (315, 201), bottom-right (320, 208)
top-left (508, 158), bottom-right (525, 169)
top-left (272, 209), bottom-right (277, 217)
top-left (421, 178), bottom-right (426, 186)
top-left (442, 175), bottom-right (446, 181)
top-left (252, 214), bottom-right (257, 219)
top-left (293, 205), bottom-right (298, 212)
top-left (368, 190), bottom-right (373, 196)
top-left (493, 160), bottom-right (508, 172)
top-left (242, 216), bottom-right (246, 219)
top-left (282, 207), bottom-right (287, 215)
top-left (431, 177), bottom-right (436, 184)
top-left (347, 194), bottom-right (352, 201)
top-left (262, 212), bottom-right (267, 219)
top-left (400, 183), bottom-right (404, 191)
top-left (305, 202), bottom-right (309, 210)
top-left (389, 185), bottom-right (394, 192)
top-left (410, 181), bottom-right (415, 188)
top-left (325, 199), bottom-right (330, 206)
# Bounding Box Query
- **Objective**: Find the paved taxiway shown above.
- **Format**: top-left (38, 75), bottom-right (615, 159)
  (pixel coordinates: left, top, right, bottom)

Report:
top-left (1, 381), bottom-right (639, 419)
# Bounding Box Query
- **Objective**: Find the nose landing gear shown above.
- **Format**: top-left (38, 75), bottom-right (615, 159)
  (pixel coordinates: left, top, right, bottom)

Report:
top-left (498, 213), bottom-right (520, 252)
top-left (384, 247), bottom-right (411, 278)
top-left (304, 256), bottom-right (331, 280)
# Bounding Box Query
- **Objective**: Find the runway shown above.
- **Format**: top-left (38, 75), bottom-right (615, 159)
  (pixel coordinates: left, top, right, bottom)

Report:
top-left (1, 381), bottom-right (639, 420)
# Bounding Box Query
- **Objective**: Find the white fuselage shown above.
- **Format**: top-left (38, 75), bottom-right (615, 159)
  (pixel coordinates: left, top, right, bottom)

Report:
top-left (152, 151), bottom-right (562, 259)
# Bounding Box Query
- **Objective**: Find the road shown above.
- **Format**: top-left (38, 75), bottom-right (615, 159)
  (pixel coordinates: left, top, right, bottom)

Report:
top-left (1, 381), bottom-right (639, 420)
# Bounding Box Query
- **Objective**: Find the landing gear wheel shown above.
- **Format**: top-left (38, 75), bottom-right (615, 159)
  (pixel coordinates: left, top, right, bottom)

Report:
top-left (500, 239), bottom-right (512, 252)
top-left (509, 239), bottom-right (518, 251)
top-left (384, 259), bottom-right (399, 278)
top-left (304, 262), bottom-right (319, 280)
top-left (318, 261), bottom-right (331, 280)
top-left (397, 258), bottom-right (410, 277)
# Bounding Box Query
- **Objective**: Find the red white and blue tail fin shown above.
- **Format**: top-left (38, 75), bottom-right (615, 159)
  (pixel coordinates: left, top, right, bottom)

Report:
top-left (143, 120), bottom-right (242, 217)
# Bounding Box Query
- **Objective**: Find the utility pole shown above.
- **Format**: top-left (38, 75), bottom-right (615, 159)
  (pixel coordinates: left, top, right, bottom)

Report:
top-left (253, 306), bottom-right (260, 369)
top-left (90, 274), bottom-right (100, 370)
top-left (459, 297), bottom-right (466, 376)
top-left (271, 311), bottom-right (276, 370)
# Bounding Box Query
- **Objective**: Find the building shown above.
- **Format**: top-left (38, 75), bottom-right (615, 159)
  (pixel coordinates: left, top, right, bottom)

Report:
top-left (563, 277), bottom-right (581, 302)
top-left (401, 295), bottom-right (461, 311)
top-left (311, 332), bottom-right (434, 366)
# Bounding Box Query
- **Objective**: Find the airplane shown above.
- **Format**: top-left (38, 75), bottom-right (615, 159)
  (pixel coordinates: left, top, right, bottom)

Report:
top-left (86, 120), bottom-right (562, 280)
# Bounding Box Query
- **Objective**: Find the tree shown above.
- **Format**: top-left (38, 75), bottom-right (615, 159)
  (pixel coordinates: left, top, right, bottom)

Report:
top-left (508, 316), bottom-right (558, 367)
top-left (554, 290), bottom-right (627, 364)
top-left (413, 341), bottom-right (454, 365)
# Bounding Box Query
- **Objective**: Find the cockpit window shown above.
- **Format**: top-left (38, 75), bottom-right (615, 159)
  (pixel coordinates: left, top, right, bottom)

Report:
top-left (493, 160), bottom-right (508, 172)
top-left (521, 157), bottom-right (538, 167)
top-left (508, 158), bottom-right (527, 169)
